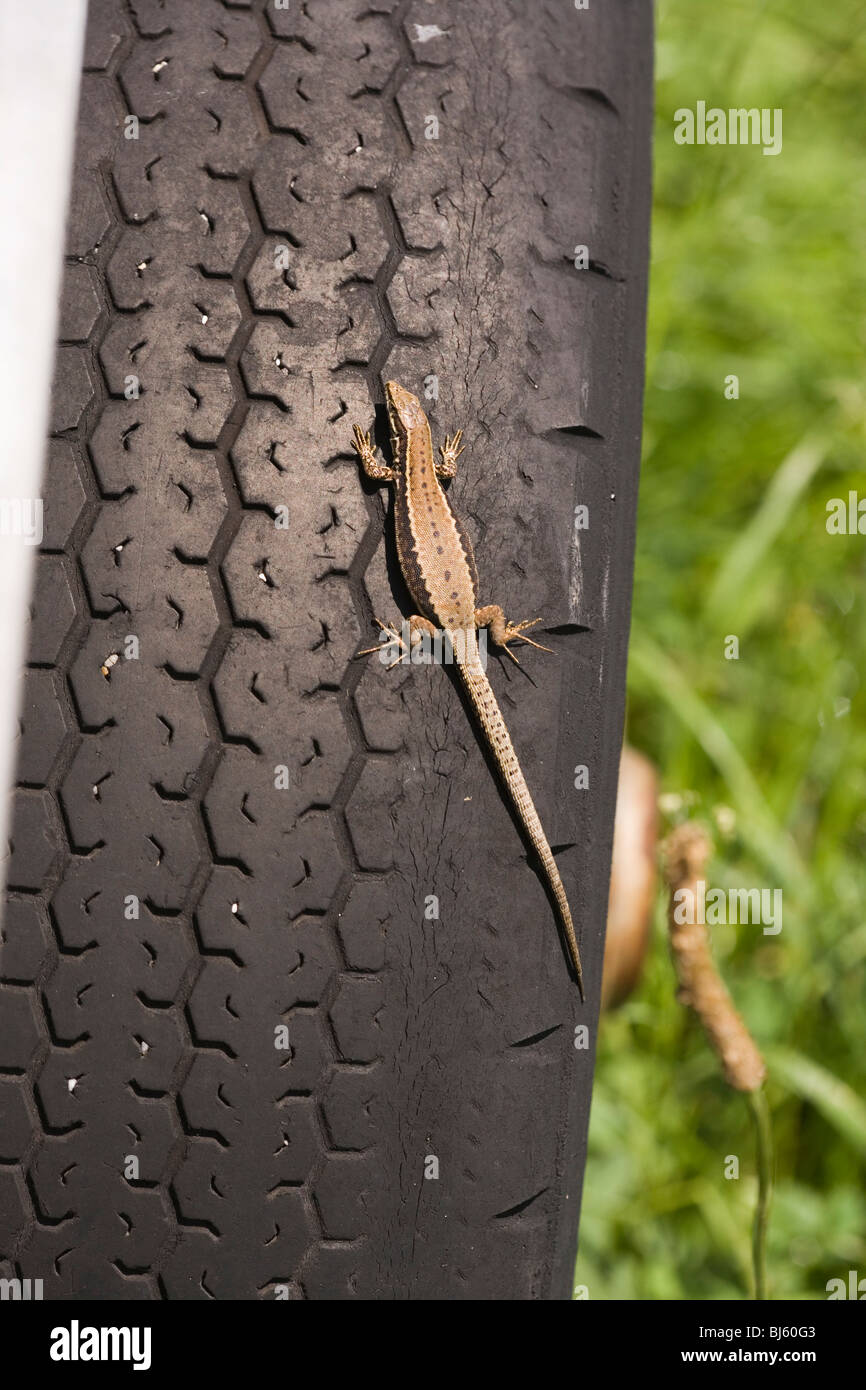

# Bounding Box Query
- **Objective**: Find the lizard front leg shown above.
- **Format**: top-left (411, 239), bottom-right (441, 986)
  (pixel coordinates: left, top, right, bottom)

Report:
top-left (436, 429), bottom-right (464, 480)
top-left (351, 425), bottom-right (395, 483)
top-left (475, 605), bottom-right (553, 665)
top-left (359, 614), bottom-right (438, 668)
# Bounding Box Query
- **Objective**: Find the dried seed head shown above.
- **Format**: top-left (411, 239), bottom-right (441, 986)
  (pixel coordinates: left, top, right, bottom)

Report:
top-left (663, 822), bottom-right (766, 1093)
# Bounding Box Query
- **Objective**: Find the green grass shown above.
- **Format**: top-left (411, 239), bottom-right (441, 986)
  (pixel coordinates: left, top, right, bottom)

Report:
top-left (575, 0), bottom-right (866, 1300)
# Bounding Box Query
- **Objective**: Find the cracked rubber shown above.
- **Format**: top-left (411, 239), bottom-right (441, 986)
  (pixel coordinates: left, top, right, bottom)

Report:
top-left (0, 0), bottom-right (652, 1300)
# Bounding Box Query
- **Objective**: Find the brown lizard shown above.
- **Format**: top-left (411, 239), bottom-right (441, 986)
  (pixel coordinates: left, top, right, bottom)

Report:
top-left (352, 381), bottom-right (584, 996)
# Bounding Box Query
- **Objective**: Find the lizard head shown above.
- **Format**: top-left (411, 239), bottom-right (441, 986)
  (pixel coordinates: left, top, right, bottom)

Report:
top-left (385, 380), bottom-right (427, 438)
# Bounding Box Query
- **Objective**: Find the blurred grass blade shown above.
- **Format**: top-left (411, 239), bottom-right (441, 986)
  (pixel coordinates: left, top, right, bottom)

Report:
top-left (629, 634), bottom-right (808, 891)
top-left (705, 436), bottom-right (826, 627)
top-left (767, 1047), bottom-right (866, 1157)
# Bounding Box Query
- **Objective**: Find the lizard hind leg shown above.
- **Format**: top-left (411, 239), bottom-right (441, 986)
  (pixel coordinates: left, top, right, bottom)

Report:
top-left (475, 605), bottom-right (554, 665)
top-left (358, 614), bottom-right (438, 669)
top-left (351, 424), bottom-right (395, 483)
top-left (436, 429), bottom-right (464, 480)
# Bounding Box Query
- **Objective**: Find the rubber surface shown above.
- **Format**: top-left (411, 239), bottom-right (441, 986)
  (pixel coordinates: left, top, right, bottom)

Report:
top-left (0, 0), bottom-right (652, 1299)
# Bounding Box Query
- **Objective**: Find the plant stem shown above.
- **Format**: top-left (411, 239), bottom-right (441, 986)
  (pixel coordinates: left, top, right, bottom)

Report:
top-left (749, 1086), bottom-right (773, 1300)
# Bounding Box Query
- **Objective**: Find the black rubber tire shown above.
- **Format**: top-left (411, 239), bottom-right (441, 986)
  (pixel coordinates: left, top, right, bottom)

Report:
top-left (0, 0), bottom-right (652, 1300)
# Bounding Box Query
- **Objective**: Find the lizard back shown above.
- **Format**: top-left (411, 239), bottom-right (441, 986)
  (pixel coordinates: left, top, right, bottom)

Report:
top-left (389, 398), bottom-right (479, 631)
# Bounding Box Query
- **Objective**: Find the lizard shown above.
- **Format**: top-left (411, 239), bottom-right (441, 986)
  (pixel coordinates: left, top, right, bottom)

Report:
top-left (351, 380), bottom-right (584, 996)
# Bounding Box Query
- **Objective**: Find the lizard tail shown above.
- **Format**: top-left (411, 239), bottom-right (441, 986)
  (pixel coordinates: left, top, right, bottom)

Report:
top-left (458, 654), bottom-right (584, 998)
